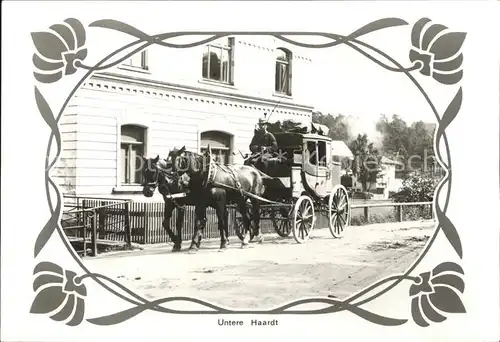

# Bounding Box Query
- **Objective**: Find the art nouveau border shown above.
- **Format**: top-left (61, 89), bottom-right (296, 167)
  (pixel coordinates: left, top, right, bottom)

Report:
top-left (29, 17), bottom-right (466, 327)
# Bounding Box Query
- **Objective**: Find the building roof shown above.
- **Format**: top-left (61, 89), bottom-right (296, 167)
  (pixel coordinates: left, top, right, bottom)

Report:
top-left (331, 140), bottom-right (354, 159)
top-left (381, 156), bottom-right (401, 165)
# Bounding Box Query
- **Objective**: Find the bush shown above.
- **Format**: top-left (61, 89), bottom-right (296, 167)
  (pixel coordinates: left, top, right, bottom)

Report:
top-left (391, 174), bottom-right (438, 203)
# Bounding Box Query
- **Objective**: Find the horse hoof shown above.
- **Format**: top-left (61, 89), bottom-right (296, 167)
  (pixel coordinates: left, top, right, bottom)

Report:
top-left (188, 247), bottom-right (198, 253)
top-left (255, 234), bottom-right (264, 244)
top-left (172, 246), bottom-right (182, 252)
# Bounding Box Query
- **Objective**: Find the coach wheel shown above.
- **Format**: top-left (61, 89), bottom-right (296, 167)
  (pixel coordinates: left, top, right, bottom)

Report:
top-left (328, 185), bottom-right (350, 238)
top-left (292, 196), bottom-right (315, 244)
top-left (271, 207), bottom-right (292, 237)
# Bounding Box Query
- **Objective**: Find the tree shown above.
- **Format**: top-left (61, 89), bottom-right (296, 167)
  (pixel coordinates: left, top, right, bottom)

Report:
top-left (407, 121), bottom-right (434, 173)
top-left (376, 114), bottom-right (438, 178)
top-left (377, 114), bottom-right (410, 157)
top-left (349, 134), bottom-right (382, 191)
top-left (312, 111), bottom-right (351, 142)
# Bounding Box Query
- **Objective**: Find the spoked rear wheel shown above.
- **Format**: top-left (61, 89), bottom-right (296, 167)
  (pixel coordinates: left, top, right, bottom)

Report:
top-left (292, 195), bottom-right (315, 243)
top-left (328, 185), bottom-right (350, 238)
top-left (271, 205), bottom-right (293, 237)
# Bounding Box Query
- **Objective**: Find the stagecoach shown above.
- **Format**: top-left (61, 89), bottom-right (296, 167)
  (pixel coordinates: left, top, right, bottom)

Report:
top-left (233, 129), bottom-right (351, 244)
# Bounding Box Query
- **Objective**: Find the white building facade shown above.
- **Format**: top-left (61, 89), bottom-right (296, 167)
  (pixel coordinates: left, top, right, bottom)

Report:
top-left (55, 36), bottom-right (315, 197)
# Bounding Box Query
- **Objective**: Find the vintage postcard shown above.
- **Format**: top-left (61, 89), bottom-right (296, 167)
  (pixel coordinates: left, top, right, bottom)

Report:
top-left (2, 1), bottom-right (499, 341)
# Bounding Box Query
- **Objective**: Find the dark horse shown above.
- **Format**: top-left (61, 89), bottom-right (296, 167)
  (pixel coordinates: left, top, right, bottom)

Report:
top-left (141, 155), bottom-right (205, 252)
top-left (168, 146), bottom-right (268, 249)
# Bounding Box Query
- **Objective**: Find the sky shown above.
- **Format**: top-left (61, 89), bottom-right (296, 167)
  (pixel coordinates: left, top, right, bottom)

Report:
top-left (300, 30), bottom-right (442, 127)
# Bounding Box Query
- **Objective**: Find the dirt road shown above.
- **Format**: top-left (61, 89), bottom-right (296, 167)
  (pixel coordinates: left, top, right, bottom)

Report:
top-left (85, 220), bottom-right (435, 310)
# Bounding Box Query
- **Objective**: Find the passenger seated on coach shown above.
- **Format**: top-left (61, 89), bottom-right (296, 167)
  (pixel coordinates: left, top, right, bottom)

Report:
top-left (248, 121), bottom-right (279, 169)
top-left (249, 121), bottom-right (278, 155)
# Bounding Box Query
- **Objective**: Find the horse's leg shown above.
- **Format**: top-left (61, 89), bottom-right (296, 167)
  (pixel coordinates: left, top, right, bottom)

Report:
top-left (196, 208), bottom-right (206, 249)
top-left (237, 199), bottom-right (251, 247)
top-left (251, 198), bottom-right (263, 243)
top-left (163, 200), bottom-right (181, 252)
top-left (175, 205), bottom-right (185, 250)
top-left (247, 201), bottom-right (255, 242)
top-left (224, 206), bottom-right (230, 246)
top-left (215, 201), bottom-right (228, 250)
top-left (189, 203), bottom-right (205, 251)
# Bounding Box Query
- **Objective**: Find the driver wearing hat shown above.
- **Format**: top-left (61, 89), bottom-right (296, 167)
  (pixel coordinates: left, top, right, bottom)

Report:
top-left (249, 121), bottom-right (278, 155)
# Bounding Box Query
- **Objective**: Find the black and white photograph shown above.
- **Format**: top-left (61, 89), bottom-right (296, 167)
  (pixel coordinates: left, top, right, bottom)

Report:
top-left (2, 1), bottom-right (500, 341)
top-left (58, 26), bottom-right (442, 309)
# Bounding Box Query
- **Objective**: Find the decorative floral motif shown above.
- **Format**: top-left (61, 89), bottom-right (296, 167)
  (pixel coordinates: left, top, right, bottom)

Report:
top-left (409, 18), bottom-right (466, 85)
top-left (31, 18), bottom-right (87, 83)
top-left (409, 262), bottom-right (465, 327)
top-left (30, 262), bottom-right (87, 326)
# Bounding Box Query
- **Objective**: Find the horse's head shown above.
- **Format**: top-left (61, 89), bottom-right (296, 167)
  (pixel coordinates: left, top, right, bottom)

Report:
top-left (168, 146), bottom-right (187, 174)
top-left (141, 155), bottom-right (161, 197)
top-left (140, 154), bottom-right (180, 197)
top-left (167, 146), bottom-right (208, 193)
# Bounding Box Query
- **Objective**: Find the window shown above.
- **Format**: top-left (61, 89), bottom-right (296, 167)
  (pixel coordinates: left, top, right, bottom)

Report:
top-left (275, 48), bottom-right (292, 95)
top-left (307, 141), bottom-right (317, 165)
top-left (120, 125), bottom-right (146, 185)
top-left (202, 38), bottom-right (234, 84)
top-left (318, 141), bottom-right (327, 167)
top-left (200, 131), bottom-right (232, 165)
top-left (123, 50), bottom-right (148, 70)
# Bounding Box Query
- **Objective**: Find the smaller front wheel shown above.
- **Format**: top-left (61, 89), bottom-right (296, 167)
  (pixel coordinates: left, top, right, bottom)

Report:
top-left (328, 185), bottom-right (350, 238)
top-left (292, 196), bottom-right (315, 243)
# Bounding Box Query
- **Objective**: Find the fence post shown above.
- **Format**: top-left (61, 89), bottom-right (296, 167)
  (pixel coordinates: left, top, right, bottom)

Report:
top-left (398, 205), bottom-right (403, 222)
top-left (363, 207), bottom-right (369, 222)
top-left (76, 196), bottom-right (81, 228)
top-left (430, 203), bottom-right (434, 219)
top-left (82, 207), bottom-right (87, 257)
top-left (91, 210), bottom-right (98, 256)
top-left (99, 200), bottom-right (105, 233)
top-left (124, 202), bottom-right (132, 246)
top-left (143, 202), bottom-right (149, 244)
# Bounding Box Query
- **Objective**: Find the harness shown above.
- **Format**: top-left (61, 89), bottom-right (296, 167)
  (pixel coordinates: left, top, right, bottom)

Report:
top-left (203, 156), bottom-right (218, 187)
top-left (203, 153), bottom-right (244, 196)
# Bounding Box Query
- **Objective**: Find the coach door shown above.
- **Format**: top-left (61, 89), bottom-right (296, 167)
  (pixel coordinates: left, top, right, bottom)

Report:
top-left (315, 139), bottom-right (331, 197)
top-left (303, 139), bottom-right (331, 197)
top-left (303, 139), bottom-right (329, 197)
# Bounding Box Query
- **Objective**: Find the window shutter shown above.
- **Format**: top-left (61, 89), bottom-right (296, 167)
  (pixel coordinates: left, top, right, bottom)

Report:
top-left (229, 37), bottom-right (235, 85)
top-left (142, 49), bottom-right (149, 70)
top-left (288, 52), bottom-right (293, 96)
